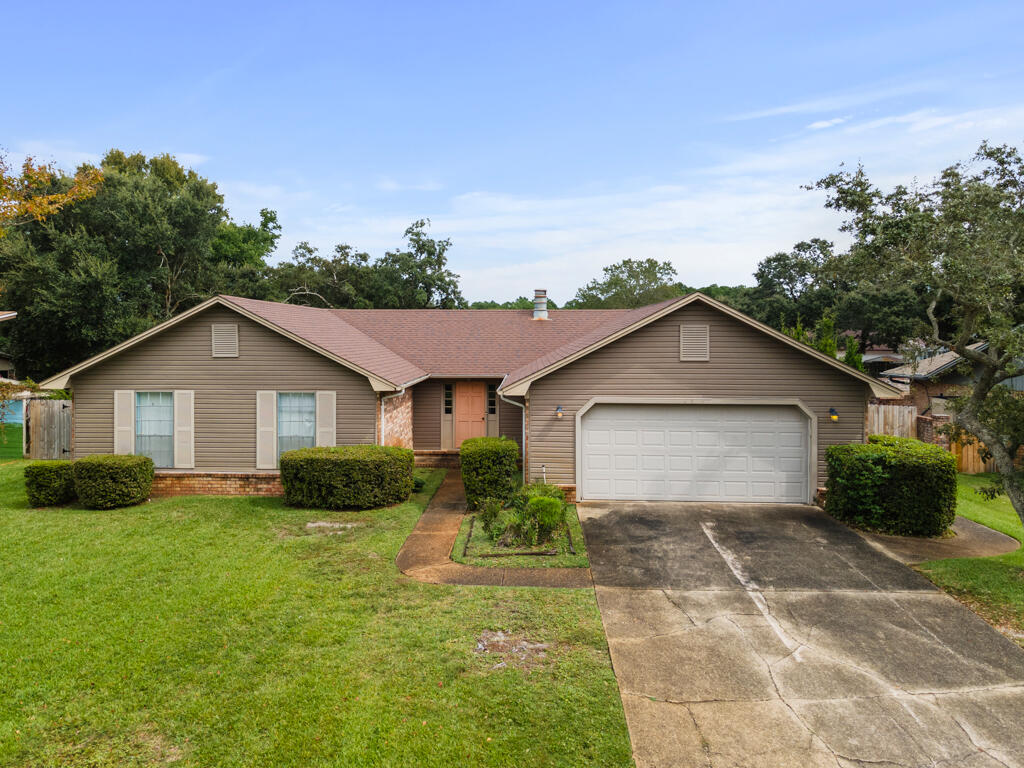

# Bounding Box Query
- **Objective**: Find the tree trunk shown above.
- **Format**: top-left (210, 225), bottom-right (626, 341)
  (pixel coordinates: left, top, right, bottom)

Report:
top-left (956, 406), bottom-right (1024, 527)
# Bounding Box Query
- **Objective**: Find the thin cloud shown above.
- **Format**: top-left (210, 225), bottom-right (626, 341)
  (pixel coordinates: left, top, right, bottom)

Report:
top-left (375, 176), bottom-right (443, 192)
top-left (807, 116), bottom-right (848, 130)
top-left (727, 80), bottom-right (942, 121)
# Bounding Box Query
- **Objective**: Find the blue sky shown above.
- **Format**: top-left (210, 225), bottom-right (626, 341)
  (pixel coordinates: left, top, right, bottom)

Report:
top-left (6, 1), bottom-right (1024, 302)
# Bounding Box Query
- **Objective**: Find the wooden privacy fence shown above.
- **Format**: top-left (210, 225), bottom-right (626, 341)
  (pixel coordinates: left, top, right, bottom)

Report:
top-left (951, 441), bottom-right (997, 474)
top-left (23, 399), bottom-right (72, 460)
top-left (866, 403), bottom-right (917, 438)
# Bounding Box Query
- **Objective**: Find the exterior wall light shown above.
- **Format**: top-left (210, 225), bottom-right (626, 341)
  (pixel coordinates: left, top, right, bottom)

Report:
top-left (555, 406), bottom-right (564, 419)
top-left (829, 408), bottom-right (839, 422)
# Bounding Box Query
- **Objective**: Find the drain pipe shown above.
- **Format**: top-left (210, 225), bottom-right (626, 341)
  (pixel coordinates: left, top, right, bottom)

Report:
top-left (379, 388), bottom-right (407, 445)
top-left (498, 389), bottom-right (526, 483)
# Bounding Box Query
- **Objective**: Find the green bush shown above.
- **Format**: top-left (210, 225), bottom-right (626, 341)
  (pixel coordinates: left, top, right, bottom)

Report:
top-left (460, 436), bottom-right (519, 510)
top-left (825, 437), bottom-right (957, 536)
top-left (280, 445), bottom-right (414, 510)
top-left (24, 461), bottom-right (76, 507)
top-left (510, 481), bottom-right (565, 513)
top-left (72, 454), bottom-right (154, 510)
top-left (477, 496), bottom-right (505, 536)
top-left (413, 474), bottom-right (426, 493)
top-left (527, 495), bottom-right (566, 542)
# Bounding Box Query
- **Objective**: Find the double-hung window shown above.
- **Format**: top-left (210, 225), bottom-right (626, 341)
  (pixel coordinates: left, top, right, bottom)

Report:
top-left (135, 391), bottom-right (174, 468)
top-left (277, 392), bottom-right (316, 457)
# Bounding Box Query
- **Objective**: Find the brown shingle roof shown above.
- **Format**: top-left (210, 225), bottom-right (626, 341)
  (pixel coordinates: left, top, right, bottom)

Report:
top-left (221, 296), bottom-right (428, 387)
top-left (333, 307), bottom-right (623, 379)
top-left (881, 341), bottom-right (988, 380)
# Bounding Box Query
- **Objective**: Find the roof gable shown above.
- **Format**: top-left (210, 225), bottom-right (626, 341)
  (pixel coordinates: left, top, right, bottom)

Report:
top-left (40, 296), bottom-right (422, 391)
top-left (499, 292), bottom-right (901, 398)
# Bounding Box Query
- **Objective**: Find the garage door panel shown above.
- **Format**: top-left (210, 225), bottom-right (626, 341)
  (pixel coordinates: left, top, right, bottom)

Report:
top-left (581, 404), bottom-right (809, 503)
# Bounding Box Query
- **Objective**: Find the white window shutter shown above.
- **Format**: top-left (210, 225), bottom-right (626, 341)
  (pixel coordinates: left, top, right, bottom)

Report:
top-left (679, 324), bottom-right (710, 361)
top-left (256, 391), bottom-right (277, 469)
top-left (113, 390), bottom-right (135, 454)
top-left (315, 391), bottom-right (337, 447)
top-left (173, 390), bottom-right (195, 468)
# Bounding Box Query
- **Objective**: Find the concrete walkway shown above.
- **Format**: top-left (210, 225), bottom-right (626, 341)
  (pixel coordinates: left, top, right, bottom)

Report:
top-left (395, 471), bottom-right (593, 588)
top-left (857, 515), bottom-right (1019, 564)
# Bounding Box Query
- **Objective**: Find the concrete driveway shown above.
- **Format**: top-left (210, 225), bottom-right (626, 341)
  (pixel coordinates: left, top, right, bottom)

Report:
top-left (579, 501), bottom-right (1024, 768)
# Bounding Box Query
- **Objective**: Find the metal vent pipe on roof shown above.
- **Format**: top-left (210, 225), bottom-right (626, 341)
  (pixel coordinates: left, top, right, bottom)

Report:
top-left (533, 289), bottom-right (548, 320)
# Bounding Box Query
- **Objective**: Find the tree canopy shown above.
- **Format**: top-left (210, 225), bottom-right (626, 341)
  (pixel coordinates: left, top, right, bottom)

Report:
top-left (814, 142), bottom-right (1024, 522)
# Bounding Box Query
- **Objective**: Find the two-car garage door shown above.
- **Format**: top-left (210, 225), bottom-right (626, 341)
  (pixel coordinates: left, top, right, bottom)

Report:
top-left (580, 403), bottom-right (810, 503)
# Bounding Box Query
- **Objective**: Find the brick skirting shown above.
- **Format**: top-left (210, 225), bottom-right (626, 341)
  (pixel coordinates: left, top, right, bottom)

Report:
top-left (151, 471), bottom-right (284, 497)
top-left (414, 450), bottom-right (461, 469)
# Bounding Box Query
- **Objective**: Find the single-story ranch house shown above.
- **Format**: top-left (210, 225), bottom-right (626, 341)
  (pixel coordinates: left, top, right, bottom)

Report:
top-left (41, 290), bottom-right (898, 502)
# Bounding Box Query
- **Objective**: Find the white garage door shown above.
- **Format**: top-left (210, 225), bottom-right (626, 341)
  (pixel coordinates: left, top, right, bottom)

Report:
top-left (580, 404), bottom-right (810, 503)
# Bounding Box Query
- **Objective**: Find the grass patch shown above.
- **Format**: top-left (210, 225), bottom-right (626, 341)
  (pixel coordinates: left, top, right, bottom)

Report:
top-left (918, 473), bottom-right (1024, 642)
top-left (0, 463), bottom-right (631, 767)
top-left (0, 424), bottom-right (22, 460)
top-left (452, 506), bottom-right (590, 569)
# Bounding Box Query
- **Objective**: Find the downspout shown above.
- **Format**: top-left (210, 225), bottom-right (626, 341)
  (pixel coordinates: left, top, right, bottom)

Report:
top-left (379, 388), bottom-right (407, 446)
top-left (498, 386), bottom-right (526, 484)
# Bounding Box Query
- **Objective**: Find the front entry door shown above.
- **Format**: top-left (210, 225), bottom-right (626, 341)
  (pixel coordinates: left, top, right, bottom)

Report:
top-left (454, 382), bottom-right (487, 447)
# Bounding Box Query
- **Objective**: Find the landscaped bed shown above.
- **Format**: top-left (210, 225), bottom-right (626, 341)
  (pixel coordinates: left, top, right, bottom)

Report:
top-left (919, 473), bottom-right (1024, 645)
top-left (0, 461), bottom-right (631, 767)
top-left (452, 504), bottom-right (590, 569)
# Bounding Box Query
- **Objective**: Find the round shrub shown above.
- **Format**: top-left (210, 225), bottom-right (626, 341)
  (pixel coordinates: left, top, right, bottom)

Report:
top-left (825, 437), bottom-right (957, 536)
top-left (510, 481), bottom-right (565, 513)
top-left (280, 445), bottom-right (414, 510)
top-left (460, 436), bottom-right (519, 510)
top-left (526, 495), bottom-right (566, 542)
top-left (72, 454), bottom-right (154, 510)
top-left (25, 460), bottom-right (77, 507)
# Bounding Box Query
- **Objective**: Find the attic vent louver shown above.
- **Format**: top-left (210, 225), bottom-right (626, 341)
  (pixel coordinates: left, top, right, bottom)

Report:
top-left (211, 323), bottom-right (239, 357)
top-left (679, 324), bottom-right (709, 361)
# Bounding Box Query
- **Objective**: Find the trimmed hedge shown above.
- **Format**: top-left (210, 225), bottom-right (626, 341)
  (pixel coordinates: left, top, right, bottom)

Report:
top-left (73, 454), bottom-right (155, 510)
top-left (280, 445), bottom-right (414, 510)
top-left (25, 461), bottom-right (76, 507)
top-left (460, 436), bottom-right (519, 510)
top-left (825, 436), bottom-right (957, 536)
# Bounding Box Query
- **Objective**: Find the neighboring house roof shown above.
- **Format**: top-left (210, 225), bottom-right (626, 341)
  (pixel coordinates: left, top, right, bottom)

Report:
top-left (880, 342), bottom-right (988, 381)
top-left (40, 291), bottom-right (901, 399)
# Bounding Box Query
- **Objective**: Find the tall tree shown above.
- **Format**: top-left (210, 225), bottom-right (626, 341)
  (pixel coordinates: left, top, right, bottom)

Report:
top-left (566, 258), bottom-right (682, 308)
top-left (0, 150), bottom-right (279, 379)
top-left (815, 142), bottom-right (1024, 523)
top-left (0, 152), bottom-right (102, 235)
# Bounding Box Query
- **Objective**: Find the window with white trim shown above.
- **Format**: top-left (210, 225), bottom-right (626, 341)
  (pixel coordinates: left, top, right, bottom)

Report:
top-left (443, 383), bottom-right (453, 414)
top-left (277, 392), bottom-right (315, 457)
top-left (135, 391), bottom-right (174, 468)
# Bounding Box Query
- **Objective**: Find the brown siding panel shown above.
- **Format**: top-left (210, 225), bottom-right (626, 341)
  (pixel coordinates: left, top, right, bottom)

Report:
top-left (71, 306), bottom-right (377, 469)
top-left (498, 393), bottom-right (524, 454)
top-left (412, 380), bottom-right (442, 449)
top-left (528, 303), bottom-right (868, 488)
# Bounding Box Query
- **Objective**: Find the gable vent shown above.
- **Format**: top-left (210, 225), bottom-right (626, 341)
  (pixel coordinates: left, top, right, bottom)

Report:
top-left (679, 324), bottom-right (710, 361)
top-left (211, 323), bottom-right (239, 358)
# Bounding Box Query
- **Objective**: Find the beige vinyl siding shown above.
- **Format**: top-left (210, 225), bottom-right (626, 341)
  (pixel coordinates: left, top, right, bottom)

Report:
top-left (412, 380), bottom-right (442, 449)
top-left (71, 306), bottom-right (376, 469)
top-left (527, 303), bottom-right (868, 488)
top-left (498, 393), bottom-right (524, 454)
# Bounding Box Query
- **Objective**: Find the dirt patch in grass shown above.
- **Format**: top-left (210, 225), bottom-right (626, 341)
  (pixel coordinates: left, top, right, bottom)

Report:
top-left (475, 630), bottom-right (551, 671)
top-left (37, 722), bottom-right (184, 766)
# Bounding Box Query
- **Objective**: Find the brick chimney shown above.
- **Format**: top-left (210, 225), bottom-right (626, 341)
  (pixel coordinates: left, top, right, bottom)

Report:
top-left (533, 289), bottom-right (548, 320)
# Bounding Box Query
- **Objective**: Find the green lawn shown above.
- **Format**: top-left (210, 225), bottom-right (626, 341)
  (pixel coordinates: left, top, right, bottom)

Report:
top-left (452, 506), bottom-right (590, 569)
top-left (0, 462), bottom-right (632, 767)
top-left (0, 425), bottom-right (22, 459)
top-left (919, 473), bottom-right (1024, 641)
